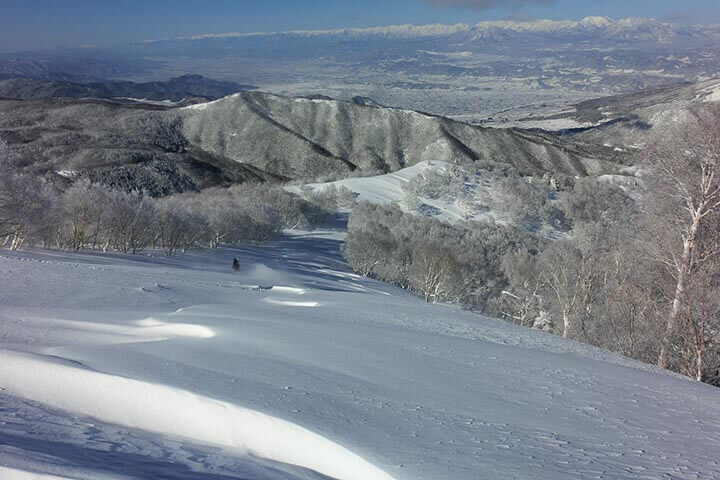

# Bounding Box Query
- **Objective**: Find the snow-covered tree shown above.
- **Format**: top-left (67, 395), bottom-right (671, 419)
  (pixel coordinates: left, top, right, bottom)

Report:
top-left (155, 198), bottom-right (209, 256)
top-left (0, 138), bottom-right (53, 250)
top-left (409, 244), bottom-right (461, 303)
top-left (104, 190), bottom-right (157, 254)
top-left (58, 180), bottom-right (111, 251)
top-left (643, 106), bottom-right (720, 376)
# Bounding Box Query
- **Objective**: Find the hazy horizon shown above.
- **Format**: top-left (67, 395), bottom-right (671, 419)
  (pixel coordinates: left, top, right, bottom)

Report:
top-left (1, 0), bottom-right (719, 54)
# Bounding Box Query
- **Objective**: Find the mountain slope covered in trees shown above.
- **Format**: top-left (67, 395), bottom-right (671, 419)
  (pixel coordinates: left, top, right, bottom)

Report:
top-left (0, 74), bottom-right (255, 103)
top-left (180, 91), bottom-right (615, 180)
top-left (571, 78), bottom-right (720, 149)
top-left (0, 87), bottom-right (620, 195)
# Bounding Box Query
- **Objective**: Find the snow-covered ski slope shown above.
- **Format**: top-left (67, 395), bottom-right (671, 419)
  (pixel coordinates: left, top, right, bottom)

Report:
top-left (286, 161), bottom-right (491, 224)
top-left (1, 231), bottom-right (719, 479)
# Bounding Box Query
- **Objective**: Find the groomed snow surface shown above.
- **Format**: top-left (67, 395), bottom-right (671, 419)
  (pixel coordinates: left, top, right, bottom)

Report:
top-left (1, 231), bottom-right (720, 479)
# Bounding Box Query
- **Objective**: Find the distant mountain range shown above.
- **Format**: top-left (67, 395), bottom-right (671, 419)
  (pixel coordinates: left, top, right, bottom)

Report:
top-left (178, 17), bottom-right (720, 44)
top-left (0, 74), bottom-right (255, 103)
top-left (1, 16), bottom-right (719, 197)
top-left (1, 17), bottom-right (719, 123)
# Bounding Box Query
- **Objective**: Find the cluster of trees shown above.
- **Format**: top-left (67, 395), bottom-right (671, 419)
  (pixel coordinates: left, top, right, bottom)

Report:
top-left (299, 184), bottom-right (357, 210)
top-left (498, 179), bottom-right (660, 359)
top-left (344, 202), bottom-right (538, 306)
top-left (347, 106), bottom-right (720, 385)
top-left (0, 140), bottom-right (54, 250)
top-left (402, 163), bottom-right (569, 231)
top-left (0, 139), bottom-right (334, 255)
top-left (402, 164), bottom-right (467, 208)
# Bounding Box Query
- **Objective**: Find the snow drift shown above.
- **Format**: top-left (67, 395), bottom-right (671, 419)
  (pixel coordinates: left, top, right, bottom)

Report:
top-left (0, 350), bottom-right (396, 480)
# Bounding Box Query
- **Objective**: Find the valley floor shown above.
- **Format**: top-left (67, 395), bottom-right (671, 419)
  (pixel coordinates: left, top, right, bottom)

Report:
top-left (0, 231), bottom-right (719, 479)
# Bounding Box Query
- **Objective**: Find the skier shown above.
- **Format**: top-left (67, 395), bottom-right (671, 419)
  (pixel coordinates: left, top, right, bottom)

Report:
top-left (232, 257), bottom-right (240, 272)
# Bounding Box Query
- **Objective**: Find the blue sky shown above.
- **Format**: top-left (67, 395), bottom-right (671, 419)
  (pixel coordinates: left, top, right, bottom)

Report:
top-left (1, 0), bottom-right (719, 53)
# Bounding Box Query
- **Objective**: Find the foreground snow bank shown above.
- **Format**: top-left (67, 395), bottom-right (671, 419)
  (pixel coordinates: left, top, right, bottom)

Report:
top-left (0, 350), bottom-right (396, 480)
top-left (0, 467), bottom-right (75, 480)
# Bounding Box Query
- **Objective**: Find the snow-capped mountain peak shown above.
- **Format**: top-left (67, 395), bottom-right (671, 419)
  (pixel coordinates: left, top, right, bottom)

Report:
top-left (580, 16), bottom-right (614, 28)
top-left (170, 16), bottom-right (716, 46)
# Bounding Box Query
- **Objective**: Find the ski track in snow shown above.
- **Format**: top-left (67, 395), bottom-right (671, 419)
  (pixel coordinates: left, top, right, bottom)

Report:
top-left (1, 233), bottom-right (720, 479)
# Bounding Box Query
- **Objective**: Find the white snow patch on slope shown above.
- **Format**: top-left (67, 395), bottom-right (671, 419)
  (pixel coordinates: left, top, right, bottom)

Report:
top-left (44, 317), bottom-right (215, 344)
top-left (55, 170), bottom-right (77, 179)
top-left (182, 92), bottom-right (243, 111)
top-left (706, 83), bottom-right (720, 102)
top-left (693, 79), bottom-right (720, 102)
top-left (286, 161), bottom-right (486, 223)
top-left (288, 161), bottom-right (431, 204)
top-left (0, 467), bottom-right (76, 480)
top-left (0, 350), bottom-right (396, 480)
top-left (270, 285), bottom-right (307, 294)
top-left (263, 297), bottom-right (319, 307)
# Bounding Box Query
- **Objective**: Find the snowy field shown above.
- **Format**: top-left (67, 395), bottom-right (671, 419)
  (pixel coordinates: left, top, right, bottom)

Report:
top-left (1, 231), bottom-right (720, 479)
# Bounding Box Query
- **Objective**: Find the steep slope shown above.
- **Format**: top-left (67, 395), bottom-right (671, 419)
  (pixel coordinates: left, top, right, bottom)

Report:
top-left (570, 78), bottom-right (720, 149)
top-left (180, 91), bottom-right (615, 180)
top-left (1, 234), bottom-right (719, 479)
top-left (0, 98), bottom-right (280, 195)
top-left (0, 91), bottom-right (619, 193)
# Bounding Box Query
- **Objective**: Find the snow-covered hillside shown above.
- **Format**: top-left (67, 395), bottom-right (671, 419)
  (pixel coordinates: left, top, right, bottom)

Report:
top-left (286, 161), bottom-right (490, 224)
top-left (1, 233), bottom-right (720, 479)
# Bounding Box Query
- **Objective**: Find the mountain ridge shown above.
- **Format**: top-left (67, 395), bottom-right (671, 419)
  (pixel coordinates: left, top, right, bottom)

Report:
top-left (170, 17), bottom-right (719, 43)
top-left (0, 74), bottom-right (255, 103)
top-left (0, 87), bottom-right (622, 195)
top-left (179, 90), bottom-right (616, 181)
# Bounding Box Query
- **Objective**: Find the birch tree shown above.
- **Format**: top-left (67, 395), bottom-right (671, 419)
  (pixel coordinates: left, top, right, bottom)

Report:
top-left (104, 190), bottom-right (157, 254)
top-left (409, 244), bottom-right (461, 303)
top-left (0, 139), bottom-right (52, 249)
top-left (537, 240), bottom-right (598, 339)
top-left (58, 181), bottom-right (110, 251)
top-left (645, 106), bottom-right (720, 371)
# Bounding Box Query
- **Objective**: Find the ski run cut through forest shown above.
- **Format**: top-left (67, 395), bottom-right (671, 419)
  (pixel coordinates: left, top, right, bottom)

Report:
top-left (0, 230), bottom-right (719, 480)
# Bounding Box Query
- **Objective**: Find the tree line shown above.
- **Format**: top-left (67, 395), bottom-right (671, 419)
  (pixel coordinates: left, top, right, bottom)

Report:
top-left (0, 138), bottom-right (338, 255)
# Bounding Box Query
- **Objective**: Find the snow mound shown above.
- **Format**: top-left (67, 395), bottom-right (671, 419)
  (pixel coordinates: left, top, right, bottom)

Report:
top-left (707, 85), bottom-right (720, 102)
top-left (0, 350), bottom-right (396, 480)
top-left (0, 467), bottom-right (75, 480)
top-left (263, 297), bottom-right (320, 307)
top-left (44, 317), bottom-right (215, 344)
top-left (132, 317), bottom-right (216, 338)
top-left (271, 286), bottom-right (308, 294)
top-left (287, 161), bottom-right (432, 206)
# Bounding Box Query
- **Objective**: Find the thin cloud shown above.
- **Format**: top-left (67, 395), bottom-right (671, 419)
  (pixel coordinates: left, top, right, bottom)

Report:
top-left (424, 0), bottom-right (553, 10)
